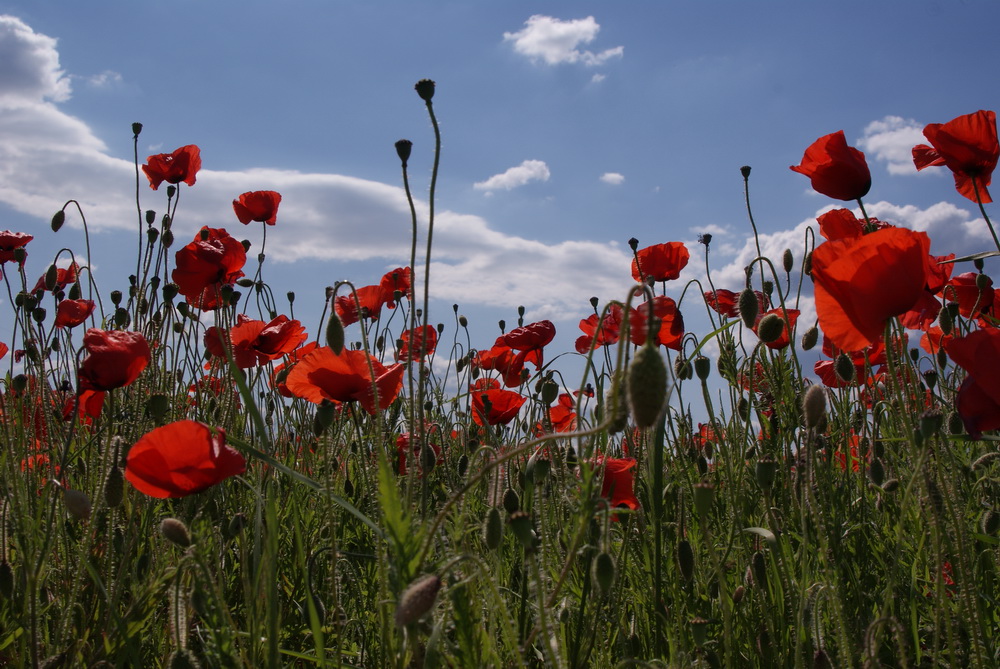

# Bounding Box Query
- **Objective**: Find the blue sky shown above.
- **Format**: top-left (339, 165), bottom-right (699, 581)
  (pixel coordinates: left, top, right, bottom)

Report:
top-left (0, 2), bottom-right (998, 386)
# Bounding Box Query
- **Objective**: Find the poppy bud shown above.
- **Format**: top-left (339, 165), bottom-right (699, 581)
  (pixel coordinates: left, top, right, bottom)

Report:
top-left (240, 239), bottom-right (251, 252)
top-left (63, 488), bottom-right (92, 521)
top-left (738, 288), bottom-right (759, 329)
top-left (395, 573), bottom-right (442, 626)
top-left (498, 319), bottom-right (505, 333)
top-left (755, 455), bottom-right (778, 492)
top-left (12, 247), bottom-right (25, 264)
top-left (131, 122), bottom-right (143, 136)
top-left (762, 280), bottom-right (774, 298)
top-left (32, 307), bottom-right (46, 323)
top-left (732, 585), bottom-right (745, 605)
top-left (674, 356), bottom-right (693, 381)
top-left (627, 343), bottom-right (668, 429)
top-left (414, 79), bottom-right (436, 102)
top-left (592, 551), bottom-right (616, 596)
top-left (740, 165), bottom-right (752, 179)
top-left (508, 511), bottom-right (536, 549)
top-left (803, 251), bottom-right (813, 277)
top-left (51, 210), bottom-right (65, 232)
top-left (395, 139), bottom-right (412, 166)
top-left (834, 352), bottom-right (855, 384)
top-left (160, 518), bottom-right (191, 547)
top-left (105, 465), bottom-right (124, 508)
top-left (801, 326), bottom-right (819, 351)
top-left (540, 379), bottom-right (559, 405)
top-left (869, 457), bottom-right (885, 487)
top-left (483, 507), bottom-right (503, 550)
top-left (111, 290), bottom-right (122, 306)
top-left (313, 400), bottom-right (337, 436)
top-left (694, 355), bottom-right (711, 381)
top-left (12, 374), bottom-right (27, 392)
top-left (982, 509), bottom-right (1000, 535)
top-left (677, 539), bottom-right (695, 580)
top-left (751, 551), bottom-right (767, 590)
top-left (756, 313), bottom-right (784, 344)
top-left (606, 374), bottom-right (629, 434)
top-left (628, 237), bottom-right (639, 252)
top-left (502, 488), bottom-right (520, 515)
top-left (526, 453), bottom-right (550, 483)
top-left (693, 482), bottom-right (715, 519)
top-left (458, 315), bottom-right (468, 328)
top-left (802, 384), bottom-right (826, 430)
top-left (920, 409), bottom-right (943, 439)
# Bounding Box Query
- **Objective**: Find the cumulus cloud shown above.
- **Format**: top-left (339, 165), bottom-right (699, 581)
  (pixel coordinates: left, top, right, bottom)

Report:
top-left (503, 15), bottom-right (623, 67)
top-left (0, 15), bottom-right (71, 105)
top-left (599, 172), bottom-right (624, 185)
top-left (858, 115), bottom-right (927, 175)
top-left (474, 159), bottom-right (550, 192)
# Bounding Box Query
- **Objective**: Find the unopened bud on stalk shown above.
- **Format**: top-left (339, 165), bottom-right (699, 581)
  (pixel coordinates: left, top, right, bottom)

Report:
top-left (834, 353), bottom-right (856, 384)
top-left (628, 237), bottom-right (639, 252)
top-left (63, 488), bottom-right (92, 521)
top-left (802, 384), bottom-right (827, 430)
top-left (755, 455), bottom-right (778, 491)
top-left (502, 488), bottom-right (520, 515)
top-left (627, 343), bottom-right (668, 428)
top-left (325, 313), bottom-right (345, 354)
top-left (782, 249), bottom-right (794, 274)
top-left (591, 551), bottom-right (616, 596)
top-left (693, 482), bottom-right (715, 519)
top-left (51, 210), bottom-right (65, 232)
top-left (508, 511), bottom-right (536, 549)
top-left (756, 313), bottom-right (784, 344)
top-left (160, 518), bottom-right (191, 547)
top-left (677, 539), bottom-right (695, 581)
top-left (105, 465), bottom-right (124, 507)
top-left (394, 573), bottom-right (442, 626)
top-left (674, 356), bottom-right (693, 381)
top-left (694, 355), bottom-right (711, 381)
top-left (483, 507), bottom-right (503, 550)
top-left (938, 305), bottom-right (953, 335)
top-left (111, 290), bottom-right (122, 306)
top-left (801, 326), bottom-right (819, 351)
top-left (738, 288), bottom-right (759, 329)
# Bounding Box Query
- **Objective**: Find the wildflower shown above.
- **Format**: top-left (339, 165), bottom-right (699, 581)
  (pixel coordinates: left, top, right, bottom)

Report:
top-left (946, 328), bottom-right (1000, 438)
top-left (142, 144), bottom-right (202, 190)
top-left (379, 267), bottom-right (412, 308)
top-left (32, 262), bottom-right (79, 293)
top-left (205, 314), bottom-right (307, 368)
top-left (630, 242), bottom-right (690, 282)
top-left (790, 130), bottom-right (871, 200)
top-left (125, 420), bottom-right (246, 498)
top-left (913, 109), bottom-right (998, 203)
top-left (397, 325), bottom-right (438, 363)
top-left (334, 285), bottom-right (384, 326)
top-left (592, 456), bottom-right (640, 511)
top-left (629, 297), bottom-right (684, 350)
top-left (470, 378), bottom-right (526, 426)
top-left (54, 299), bottom-right (95, 329)
top-left (77, 328), bottom-right (151, 391)
top-left (172, 227), bottom-right (247, 309)
top-left (284, 346), bottom-right (405, 414)
top-left (0, 230), bottom-right (32, 265)
top-left (575, 303), bottom-right (624, 353)
top-left (232, 190), bottom-right (282, 225)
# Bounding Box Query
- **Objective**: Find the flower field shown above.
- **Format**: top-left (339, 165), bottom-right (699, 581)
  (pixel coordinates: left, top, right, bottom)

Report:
top-left (0, 81), bottom-right (998, 667)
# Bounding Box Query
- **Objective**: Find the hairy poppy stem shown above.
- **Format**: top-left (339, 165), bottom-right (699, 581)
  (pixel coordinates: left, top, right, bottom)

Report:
top-left (399, 146), bottom-right (420, 488)
top-left (971, 178), bottom-right (1000, 254)
top-left (742, 168), bottom-right (765, 290)
top-left (418, 92), bottom-right (442, 458)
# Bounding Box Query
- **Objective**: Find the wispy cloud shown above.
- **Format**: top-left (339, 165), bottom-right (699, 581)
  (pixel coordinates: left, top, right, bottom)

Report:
top-left (599, 172), bottom-right (624, 185)
top-left (858, 115), bottom-right (927, 175)
top-left (473, 159), bottom-right (550, 192)
top-left (0, 15), bottom-right (71, 105)
top-left (503, 15), bottom-right (623, 67)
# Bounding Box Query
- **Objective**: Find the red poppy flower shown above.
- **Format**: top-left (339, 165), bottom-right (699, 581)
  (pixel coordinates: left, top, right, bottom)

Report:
top-left (0, 230), bottom-right (32, 265)
top-left (945, 329), bottom-right (1000, 436)
top-left (576, 304), bottom-right (625, 353)
top-left (397, 325), bottom-right (438, 362)
top-left (811, 227), bottom-right (930, 352)
top-left (919, 325), bottom-right (953, 357)
top-left (752, 308), bottom-right (799, 350)
top-left (32, 262), bottom-right (79, 293)
top-left (396, 432), bottom-right (442, 476)
top-left (334, 285), bottom-right (384, 326)
top-left (704, 289), bottom-right (739, 318)
top-left (379, 267), bottom-right (412, 308)
top-left (791, 131), bottom-right (871, 201)
top-left (816, 208), bottom-right (893, 241)
top-left (470, 378), bottom-right (526, 426)
top-left (54, 299), bottom-right (95, 329)
top-left (913, 110), bottom-right (998, 203)
top-left (955, 376), bottom-right (1000, 439)
top-left (502, 319), bottom-right (556, 369)
top-left (125, 420), bottom-right (246, 498)
top-left (592, 456), bottom-right (639, 511)
top-left (233, 190), bottom-right (282, 225)
top-left (942, 272), bottom-right (994, 318)
top-left (206, 314), bottom-right (307, 368)
top-left (629, 297), bottom-right (684, 350)
top-left (172, 227), bottom-right (247, 309)
top-left (271, 341), bottom-right (320, 398)
top-left (536, 393), bottom-right (578, 435)
top-left (63, 389), bottom-right (105, 425)
top-left (473, 338), bottom-right (524, 387)
top-left (284, 346), bottom-right (405, 414)
top-left (78, 329), bottom-right (151, 391)
top-left (630, 242), bottom-right (690, 283)
top-left (142, 144), bottom-right (202, 190)
top-left (0, 342), bottom-right (7, 360)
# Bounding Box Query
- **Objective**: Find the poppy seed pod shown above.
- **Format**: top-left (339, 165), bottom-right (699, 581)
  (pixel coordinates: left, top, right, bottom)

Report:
top-left (627, 344), bottom-right (668, 428)
top-left (414, 79), bottom-right (436, 102)
top-left (395, 139), bottom-right (412, 166)
top-left (0, 561), bottom-right (12, 600)
top-left (755, 313), bottom-right (784, 344)
top-left (131, 122), bottom-right (143, 136)
top-left (741, 165), bottom-right (752, 179)
top-left (692, 482), bottom-right (715, 519)
top-left (802, 384), bottom-right (827, 430)
top-left (105, 465), bottom-right (124, 508)
top-left (395, 573), bottom-right (442, 626)
top-left (738, 288), bottom-right (759, 329)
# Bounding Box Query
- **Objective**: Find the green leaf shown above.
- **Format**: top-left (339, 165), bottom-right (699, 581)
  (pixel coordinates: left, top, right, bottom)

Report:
top-left (743, 526), bottom-right (777, 547)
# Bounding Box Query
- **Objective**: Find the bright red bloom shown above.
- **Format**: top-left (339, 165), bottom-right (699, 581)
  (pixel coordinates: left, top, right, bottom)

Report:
top-left (816, 208), bottom-right (893, 241)
top-left (629, 296), bottom-right (684, 349)
top-left (913, 110), bottom-right (998, 203)
top-left (172, 227), bottom-right (247, 309)
top-left (536, 393), bottom-right (578, 435)
top-left (592, 457), bottom-right (640, 511)
top-left (945, 328), bottom-right (1000, 437)
top-left (753, 308), bottom-right (799, 350)
top-left (473, 338), bottom-right (523, 387)
top-left (0, 231), bottom-right (32, 265)
top-left (33, 262), bottom-right (79, 293)
top-left (704, 289), bottom-right (739, 318)
top-left (630, 242), bottom-right (690, 282)
top-left (811, 228), bottom-right (931, 352)
top-left (78, 329), bottom-right (151, 391)
top-left (832, 434), bottom-right (868, 473)
top-left (63, 389), bottom-right (105, 425)
top-left (0, 342), bottom-right (7, 360)
top-left (397, 325), bottom-right (438, 362)
top-left (396, 432), bottom-right (442, 476)
top-left (379, 267), bottom-right (412, 308)
top-left (284, 346), bottom-right (405, 414)
top-left (334, 285), bottom-right (384, 326)
top-left (125, 420), bottom-right (246, 498)
top-left (142, 144), bottom-right (202, 190)
top-left (54, 299), bottom-right (95, 329)
top-left (790, 130), bottom-right (871, 201)
top-left (206, 314), bottom-right (307, 368)
top-left (942, 272), bottom-right (993, 318)
top-left (271, 341), bottom-right (320, 397)
top-left (575, 304), bottom-right (625, 353)
top-left (919, 326), bottom-right (952, 357)
top-left (233, 190), bottom-right (282, 225)
top-left (955, 376), bottom-right (1000, 439)
top-left (470, 378), bottom-right (526, 426)
top-left (502, 320), bottom-right (556, 369)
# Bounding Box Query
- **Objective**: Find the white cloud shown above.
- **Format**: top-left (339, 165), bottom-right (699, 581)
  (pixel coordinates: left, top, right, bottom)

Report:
top-left (599, 172), bottom-right (624, 185)
top-left (474, 159), bottom-right (550, 192)
top-left (0, 15), bottom-right (71, 105)
top-left (79, 70), bottom-right (123, 88)
top-left (590, 73), bottom-right (606, 84)
top-left (858, 115), bottom-right (928, 175)
top-left (503, 15), bottom-right (623, 67)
